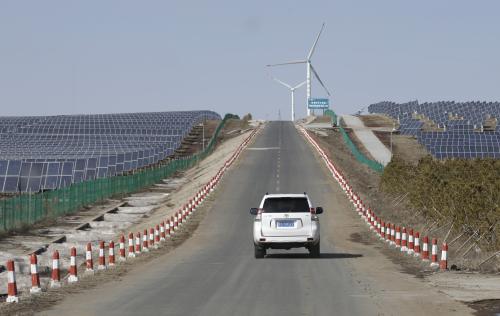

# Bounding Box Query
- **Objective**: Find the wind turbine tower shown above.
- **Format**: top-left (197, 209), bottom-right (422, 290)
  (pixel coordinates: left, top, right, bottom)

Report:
top-left (272, 77), bottom-right (306, 121)
top-left (267, 23), bottom-right (331, 117)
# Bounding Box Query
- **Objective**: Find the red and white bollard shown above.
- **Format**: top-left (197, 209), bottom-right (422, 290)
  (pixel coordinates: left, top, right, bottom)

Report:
top-left (135, 232), bottom-right (142, 254)
top-left (173, 214), bottom-right (179, 230)
top-left (109, 241), bottom-right (115, 267)
top-left (401, 227), bottom-right (408, 252)
top-left (68, 247), bottom-right (78, 283)
top-left (421, 236), bottom-right (430, 261)
top-left (390, 224), bottom-right (396, 245)
top-left (440, 242), bottom-right (448, 271)
top-left (385, 223), bottom-right (391, 243)
top-left (407, 229), bottom-right (415, 255)
top-left (413, 232), bottom-right (421, 257)
top-left (188, 200), bottom-right (194, 214)
top-left (149, 228), bottom-right (155, 249)
top-left (86, 242), bottom-right (94, 273)
top-left (142, 229), bottom-right (149, 252)
top-left (171, 216), bottom-right (176, 233)
top-left (380, 220), bottom-right (385, 239)
top-left (395, 226), bottom-right (401, 248)
top-left (430, 238), bottom-right (439, 268)
top-left (155, 225), bottom-right (160, 247)
top-left (50, 250), bottom-right (61, 288)
top-left (30, 253), bottom-right (42, 294)
top-left (177, 210), bottom-right (183, 226)
top-left (128, 232), bottom-right (136, 258)
top-left (165, 219), bottom-right (171, 237)
top-left (160, 222), bottom-right (166, 241)
top-left (6, 260), bottom-right (19, 303)
top-left (98, 241), bottom-right (107, 270)
top-left (119, 235), bottom-right (126, 261)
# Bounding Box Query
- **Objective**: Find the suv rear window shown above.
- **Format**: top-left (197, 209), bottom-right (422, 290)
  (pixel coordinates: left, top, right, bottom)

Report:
top-left (262, 197), bottom-right (310, 213)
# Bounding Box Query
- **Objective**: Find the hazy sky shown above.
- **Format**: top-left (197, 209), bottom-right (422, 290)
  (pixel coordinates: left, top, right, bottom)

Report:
top-left (1, 1), bottom-right (499, 120)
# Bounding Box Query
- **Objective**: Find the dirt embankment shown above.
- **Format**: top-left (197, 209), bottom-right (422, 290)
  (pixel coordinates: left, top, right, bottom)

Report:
top-left (309, 128), bottom-right (499, 272)
top-left (357, 114), bottom-right (429, 165)
top-left (360, 114), bottom-right (395, 128)
top-left (306, 127), bottom-right (500, 314)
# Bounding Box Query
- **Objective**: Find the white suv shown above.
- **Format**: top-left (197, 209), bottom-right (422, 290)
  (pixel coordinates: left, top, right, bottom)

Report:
top-left (250, 193), bottom-right (323, 258)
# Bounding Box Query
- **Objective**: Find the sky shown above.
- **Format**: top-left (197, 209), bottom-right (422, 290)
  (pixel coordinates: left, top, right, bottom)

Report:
top-left (0, 1), bottom-right (499, 120)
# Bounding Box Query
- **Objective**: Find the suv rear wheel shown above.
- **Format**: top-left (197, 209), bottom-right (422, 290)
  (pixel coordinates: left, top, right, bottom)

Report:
top-left (254, 245), bottom-right (266, 259)
top-left (309, 241), bottom-right (320, 258)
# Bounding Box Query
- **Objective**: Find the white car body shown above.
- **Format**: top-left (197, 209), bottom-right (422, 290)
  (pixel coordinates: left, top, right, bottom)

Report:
top-left (251, 193), bottom-right (322, 258)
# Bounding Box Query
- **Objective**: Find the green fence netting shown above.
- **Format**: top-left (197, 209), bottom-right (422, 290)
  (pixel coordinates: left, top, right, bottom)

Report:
top-left (324, 110), bottom-right (384, 173)
top-left (324, 109), bottom-right (337, 127)
top-left (0, 114), bottom-right (231, 232)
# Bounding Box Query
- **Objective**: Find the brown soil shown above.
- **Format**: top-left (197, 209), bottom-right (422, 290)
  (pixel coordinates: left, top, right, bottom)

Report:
top-left (173, 120), bottom-right (220, 158)
top-left (221, 119), bottom-right (250, 136)
top-left (343, 128), bottom-right (376, 161)
top-left (466, 299), bottom-right (500, 316)
top-left (312, 116), bottom-right (331, 123)
top-left (360, 114), bottom-right (395, 128)
top-left (373, 131), bottom-right (430, 165)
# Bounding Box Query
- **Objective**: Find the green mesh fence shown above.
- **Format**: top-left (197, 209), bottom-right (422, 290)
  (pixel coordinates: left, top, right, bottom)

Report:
top-left (324, 110), bottom-right (384, 173)
top-left (0, 114), bottom-right (231, 232)
top-left (324, 109), bottom-right (337, 126)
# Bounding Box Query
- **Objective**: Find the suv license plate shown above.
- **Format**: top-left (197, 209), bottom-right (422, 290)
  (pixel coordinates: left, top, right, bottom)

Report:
top-left (277, 220), bottom-right (295, 228)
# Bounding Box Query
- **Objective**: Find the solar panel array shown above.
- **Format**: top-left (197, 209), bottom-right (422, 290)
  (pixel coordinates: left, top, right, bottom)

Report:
top-left (368, 101), bottom-right (500, 159)
top-left (0, 110), bottom-right (221, 193)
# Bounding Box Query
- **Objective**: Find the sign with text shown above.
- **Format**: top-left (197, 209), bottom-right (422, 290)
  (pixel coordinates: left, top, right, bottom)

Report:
top-left (308, 98), bottom-right (329, 109)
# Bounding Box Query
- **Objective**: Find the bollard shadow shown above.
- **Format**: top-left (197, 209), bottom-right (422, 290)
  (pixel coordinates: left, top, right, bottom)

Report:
top-left (264, 252), bottom-right (363, 259)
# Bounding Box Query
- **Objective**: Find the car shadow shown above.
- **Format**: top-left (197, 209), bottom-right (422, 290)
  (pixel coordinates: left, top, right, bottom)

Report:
top-left (264, 252), bottom-right (363, 259)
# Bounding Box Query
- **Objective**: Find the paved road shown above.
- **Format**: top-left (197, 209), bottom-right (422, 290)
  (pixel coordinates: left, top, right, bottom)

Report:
top-left (42, 122), bottom-right (380, 315)
top-left (342, 115), bottom-right (392, 165)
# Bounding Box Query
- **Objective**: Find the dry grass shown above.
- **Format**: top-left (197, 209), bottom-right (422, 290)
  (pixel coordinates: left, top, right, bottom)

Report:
top-left (360, 114), bottom-right (395, 128)
top-left (312, 116), bottom-right (331, 123)
top-left (309, 129), bottom-right (500, 272)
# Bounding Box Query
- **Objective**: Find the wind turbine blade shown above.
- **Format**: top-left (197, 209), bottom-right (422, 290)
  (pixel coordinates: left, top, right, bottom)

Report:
top-left (293, 81), bottom-right (307, 89)
top-left (272, 77), bottom-right (292, 89)
top-left (266, 60), bottom-right (307, 67)
top-left (310, 64), bottom-right (331, 96)
top-left (307, 23), bottom-right (325, 60)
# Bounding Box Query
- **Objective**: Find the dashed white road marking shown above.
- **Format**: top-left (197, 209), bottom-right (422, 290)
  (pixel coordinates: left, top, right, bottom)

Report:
top-left (247, 147), bottom-right (280, 151)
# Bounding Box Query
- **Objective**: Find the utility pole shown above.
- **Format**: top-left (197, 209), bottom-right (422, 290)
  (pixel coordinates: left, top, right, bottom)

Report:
top-left (390, 122), bottom-right (396, 155)
top-left (202, 120), bottom-right (205, 151)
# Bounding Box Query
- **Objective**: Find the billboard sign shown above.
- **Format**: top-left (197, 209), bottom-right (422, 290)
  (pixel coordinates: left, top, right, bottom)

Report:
top-left (308, 98), bottom-right (329, 109)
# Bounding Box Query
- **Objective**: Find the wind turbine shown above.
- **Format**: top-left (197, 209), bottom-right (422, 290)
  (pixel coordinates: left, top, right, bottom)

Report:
top-left (272, 77), bottom-right (306, 121)
top-left (267, 23), bottom-right (331, 116)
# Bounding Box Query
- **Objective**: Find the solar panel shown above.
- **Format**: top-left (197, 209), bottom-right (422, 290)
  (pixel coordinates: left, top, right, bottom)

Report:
top-left (4, 176), bottom-right (19, 193)
top-left (369, 101), bottom-right (500, 159)
top-left (0, 111), bottom-right (221, 192)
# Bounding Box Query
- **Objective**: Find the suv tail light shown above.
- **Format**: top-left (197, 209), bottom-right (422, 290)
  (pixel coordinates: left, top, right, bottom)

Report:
top-left (255, 208), bottom-right (263, 221)
top-left (310, 207), bottom-right (316, 214)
